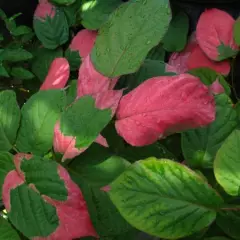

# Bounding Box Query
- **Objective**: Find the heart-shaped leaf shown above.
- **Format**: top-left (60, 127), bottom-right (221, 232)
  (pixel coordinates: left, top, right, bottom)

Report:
top-left (214, 129), bottom-right (240, 196)
top-left (109, 158), bottom-right (223, 239)
top-left (91, 0), bottom-right (171, 77)
top-left (182, 94), bottom-right (237, 168)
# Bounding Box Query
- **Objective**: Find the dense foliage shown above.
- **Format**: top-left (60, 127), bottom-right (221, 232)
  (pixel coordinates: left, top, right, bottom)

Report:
top-left (0, 0), bottom-right (240, 239)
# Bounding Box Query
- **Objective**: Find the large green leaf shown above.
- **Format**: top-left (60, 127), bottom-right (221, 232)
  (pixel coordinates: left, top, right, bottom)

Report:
top-left (60, 96), bottom-right (111, 148)
top-left (0, 48), bottom-right (33, 62)
top-left (81, 0), bottom-right (122, 30)
top-left (31, 46), bottom-right (63, 82)
top-left (91, 0), bottom-right (171, 77)
top-left (0, 218), bottom-right (20, 240)
top-left (217, 209), bottom-right (240, 239)
top-left (33, 9), bottom-right (69, 49)
top-left (109, 158), bottom-right (223, 239)
top-left (16, 90), bottom-right (65, 155)
top-left (20, 156), bottom-right (68, 201)
top-left (189, 68), bottom-right (231, 96)
top-left (8, 184), bottom-right (59, 238)
top-left (0, 152), bottom-right (14, 198)
top-left (70, 146), bottom-right (130, 187)
top-left (214, 129), bottom-right (240, 196)
top-left (0, 90), bottom-right (21, 151)
top-left (182, 94), bottom-right (238, 168)
top-left (162, 12), bottom-right (189, 52)
top-left (118, 59), bottom-right (176, 93)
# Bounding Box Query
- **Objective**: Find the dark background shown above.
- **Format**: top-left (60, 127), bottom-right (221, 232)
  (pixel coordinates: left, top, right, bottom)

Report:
top-left (0, 0), bottom-right (240, 97)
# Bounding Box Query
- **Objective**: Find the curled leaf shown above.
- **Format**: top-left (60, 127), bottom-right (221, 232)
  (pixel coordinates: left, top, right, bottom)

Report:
top-left (40, 58), bottom-right (70, 90)
top-left (196, 8), bottom-right (238, 61)
top-left (115, 74), bottom-right (215, 146)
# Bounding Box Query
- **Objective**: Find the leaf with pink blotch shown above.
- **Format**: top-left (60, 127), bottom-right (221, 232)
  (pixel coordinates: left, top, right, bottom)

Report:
top-left (196, 8), bottom-right (239, 61)
top-left (2, 153), bottom-right (97, 240)
top-left (40, 58), bottom-right (70, 90)
top-left (115, 73), bottom-right (216, 146)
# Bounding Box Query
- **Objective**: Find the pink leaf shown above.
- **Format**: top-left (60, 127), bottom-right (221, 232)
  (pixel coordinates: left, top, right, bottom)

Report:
top-left (34, 0), bottom-right (55, 20)
top-left (3, 154), bottom-right (98, 240)
top-left (115, 73), bottom-right (215, 146)
top-left (95, 135), bottom-right (108, 147)
top-left (196, 8), bottom-right (238, 60)
top-left (209, 79), bottom-right (225, 95)
top-left (40, 58), bottom-right (70, 91)
top-left (69, 30), bottom-right (97, 58)
top-left (186, 44), bottom-right (230, 76)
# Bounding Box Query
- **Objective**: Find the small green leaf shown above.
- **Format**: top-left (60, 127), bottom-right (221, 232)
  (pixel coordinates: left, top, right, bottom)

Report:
top-left (51, 0), bottom-right (76, 5)
top-left (10, 67), bottom-right (35, 80)
top-left (64, 48), bottom-right (81, 70)
top-left (0, 48), bottom-right (33, 62)
top-left (91, 0), bottom-right (171, 77)
top-left (217, 209), bottom-right (240, 239)
top-left (182, 94), bottom-right (238, 168)
top-left (217, 42), bottom-right (238, 61)
top-left (0, 152), bottom-right (14, 197)
top-left (66, 79), bottom-right (77, 105)
top-left (0, 90), bottom-right (21, 151)
top-left (8, 184), bottom-right (59, 238)
top-left (16, 90), bottom-right (66, 155)
top-left (20, 156), bottom-right (68, 201)
top-left (81, 0), bottom-right (122, 30)
top-left (0, 64), bottom-right (9, 77)
top-left (234, 17), bottom-right (240, 46)
top-left (60, 96), bottom-right (111, 149)
top-left (109, 158), bottom-right (223, 239)
top-left (118, 60), bottom-right (176, 93)
top-left (0, 217), bottom-right (20, 240)
top-left (214, 129), bottom-right (240, 196)
top-left (162, 12), bottom-right (189, 52)
top-left (31, 46), bottom-right (63, 82)
top-left (11, 25), bottom-right (32, 36)
top-left (33, 9), bottom-right (69, 49)
top-left (189, 67), bottom-right (230, 95)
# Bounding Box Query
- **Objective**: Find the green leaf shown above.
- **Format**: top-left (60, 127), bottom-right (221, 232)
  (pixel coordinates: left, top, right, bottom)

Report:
top-left (0, 90), bottom-right (21, 151)
top-left (11, 25), bottom-right (32, 36)
top-left (81, 0), bottom-right (122, 30)
top-left (91, 0), bottom-right (171, 77)
top-left (8, 184), bottom-right (59, 238)
top-left (31, 46), bottom-right (63, 82)
top-left (234, 17), bottom-right (240, 46)
top-left (235, 102), bottom-right (240, 122)
top-left (0, 34), bottom-right (3, 41)
top-left (81, 184), bottom-right (133, 238)
top-left (64, 48), bottom-right (81, 70)
top-left (147, 43), bottom-right (165, 60)
top-left (118, 59), bottom-right (176, 93)
top-left (0, 48), bottom-right (33, 62)
top-left (0, 64), bottom-right (9, 77)
top-left (217, 209), bottom-right (240, 239)
top-left (0, 218), bottom-right (20, 240)
top-left (60, 96), bottom-right (111, 149)
top-left (51, 0), bottom-right (76, 5)
top-left (70, 151), bottom-right (130, 187)
top-left (182, 94), bottom-right (238, 168)
top-left (162, 12), bottom-right (189, 52)
top-left (214, 129), bottom-right (240, 196)
top-left (189, 67), bottom-right (231, 96)
top-left (16, 90), bottom-right (66, 155)
top-left (20, 156), bottom-right (67, 201)
top-left (33, 9), bottom-right (69, 49)
top-left (109, 158), bottom-right (223, 239)
top-left (0, 152), bottom-right (14, 197)
top-left (66, 79), bottom-right (77, 105)
top-left (10, 67), bottom-right (35, 80)
top-left (217, 43), bottom-right (238, 61)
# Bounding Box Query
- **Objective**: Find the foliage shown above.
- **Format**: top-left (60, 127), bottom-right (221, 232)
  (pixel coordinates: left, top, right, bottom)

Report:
top-left (0, 1), bottom-right (240, 240)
